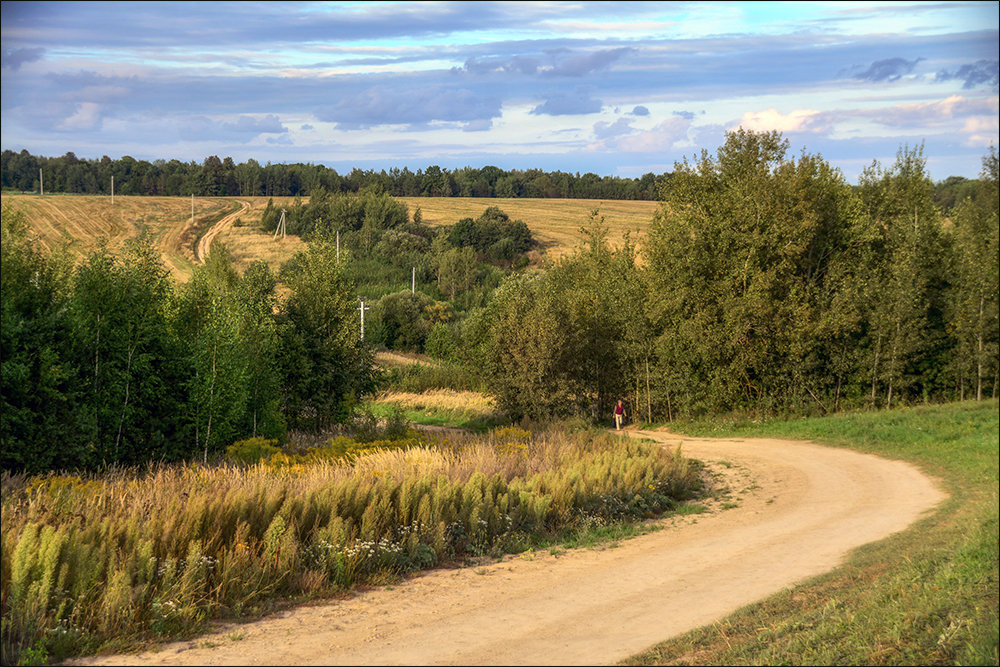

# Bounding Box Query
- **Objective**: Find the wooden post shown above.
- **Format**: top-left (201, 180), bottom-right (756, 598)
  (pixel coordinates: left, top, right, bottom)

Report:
top-left (360, 299), bottom-right (371, 340)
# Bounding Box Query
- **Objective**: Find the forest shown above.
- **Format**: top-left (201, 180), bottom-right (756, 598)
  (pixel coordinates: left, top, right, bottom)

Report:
top-left (0, 149), bottom-right (662, 200)
top-left (2, 130), bottom-right (998, 475)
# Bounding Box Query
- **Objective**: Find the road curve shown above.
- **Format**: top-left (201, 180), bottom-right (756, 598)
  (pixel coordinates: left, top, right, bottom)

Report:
top-left (70, 432), bottom-right (946, 666)
top-left (195, 199), bottom-right (252, 263)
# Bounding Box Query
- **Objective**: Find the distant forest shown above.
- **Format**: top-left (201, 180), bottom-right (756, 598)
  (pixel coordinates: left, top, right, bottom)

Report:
top-left (1, 149), bottom-right (664, 200)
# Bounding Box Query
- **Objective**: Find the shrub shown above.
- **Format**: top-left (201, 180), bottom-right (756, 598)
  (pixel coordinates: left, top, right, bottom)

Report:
top-left (226, 438), bottom-right (281, 464)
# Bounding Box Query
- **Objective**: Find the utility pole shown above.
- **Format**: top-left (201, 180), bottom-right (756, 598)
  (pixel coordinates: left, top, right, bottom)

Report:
top-left (39, 169), bottom-right (43, 196)
top-left (359, 299), bottom-right (371, 340)
top-left (191, 193), bottom-right (194, 227)
top-left (272, 209), bottom-right (286, 239)
top-left (111, 175), bottom-right (114, 205)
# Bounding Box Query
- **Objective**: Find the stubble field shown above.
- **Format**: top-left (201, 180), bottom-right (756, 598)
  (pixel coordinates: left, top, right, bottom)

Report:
top-left (1, 193), bottom-right (659, 281)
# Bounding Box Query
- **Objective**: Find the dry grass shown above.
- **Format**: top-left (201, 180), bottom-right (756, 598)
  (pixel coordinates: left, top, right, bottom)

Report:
top-left (2, 427), bottom-right (700, 664)
top-left (398, 196), bottom-right (659, 260)
top-left (374, 350), bottom-right (440, 369)
top-left (215, 220), bottom-right (306, 278)
top-left (4, 194), bottom-right (658, 281)
top-left (377, 389), bottom-right (496, 413)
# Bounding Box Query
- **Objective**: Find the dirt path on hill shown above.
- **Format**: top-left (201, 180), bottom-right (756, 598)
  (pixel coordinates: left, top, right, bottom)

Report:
top-left (195, 200), bottom-right (252, 263)
top-left (71, 431), bottom-right (945, 666)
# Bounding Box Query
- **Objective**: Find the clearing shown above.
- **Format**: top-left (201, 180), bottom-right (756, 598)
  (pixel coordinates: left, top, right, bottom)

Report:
top-left (70, 430), bottom-right (945, 666)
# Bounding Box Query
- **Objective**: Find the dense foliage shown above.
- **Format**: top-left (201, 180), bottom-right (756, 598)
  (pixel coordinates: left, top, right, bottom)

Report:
top-left (1, 210), bottom-right (374, 473)
top-left (463, 132), bottom-right (999, 421)
top-left (1, 149), bottom-right (662, 199)
top-left (266, 189), bottom-right (534, 345)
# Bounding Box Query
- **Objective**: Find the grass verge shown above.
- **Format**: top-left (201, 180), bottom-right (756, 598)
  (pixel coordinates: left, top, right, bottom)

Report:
top-left (623, 399), bottom-right (999, 666)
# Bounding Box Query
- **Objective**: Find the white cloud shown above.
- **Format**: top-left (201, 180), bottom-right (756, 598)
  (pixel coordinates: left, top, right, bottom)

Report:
top-left (57, 102), bottom-right (103, 131)
top-left (734, 108), bottom-right (829, 134)
top-left (868, 95), bottom-right (998, 128)
top-left (961, 113), bottom-right (1000, 146)
top-left (593, 116), bottom-right (692, 153)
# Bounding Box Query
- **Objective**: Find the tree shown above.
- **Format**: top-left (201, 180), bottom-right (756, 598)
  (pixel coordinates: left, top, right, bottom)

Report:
top-left (373, 290), bottom-right (436, 351)
top-left (644, 129), bottom-right (872, 416)
top-left (173, 246), bottom-right (252, 460)
top-left (1, 207), bottom-right (83, 472)
top-left (235, 260), bottom-right (285, 439)
top-left (71, 235), bottom-right (183, 464)
top-left (947, 147), bottom-right (999, 400)
top-left (279, 237), bottom-right (376, 432)
top-left (470, 211), bottom-right (636, 421)
top-left (437, 246), bottom-right (478, 301)
top-left (858, 144), bottom-right (947, 407)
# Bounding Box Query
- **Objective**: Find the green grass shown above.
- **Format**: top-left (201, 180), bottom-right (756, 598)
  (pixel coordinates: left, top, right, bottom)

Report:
top-left (623, 399), bottom-right (999, 666)
top-left (364, 400), bottom-right (503, 433)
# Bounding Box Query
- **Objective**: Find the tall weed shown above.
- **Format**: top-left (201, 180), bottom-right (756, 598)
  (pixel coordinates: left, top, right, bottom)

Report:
top-left (1, 427), bottom-right (698, 663)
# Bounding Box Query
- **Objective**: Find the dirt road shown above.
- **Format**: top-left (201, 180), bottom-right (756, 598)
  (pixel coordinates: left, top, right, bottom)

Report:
top-left (195, 200), bottom-right (252, 263)
top-left (72, 431), bottom-right (945, 666)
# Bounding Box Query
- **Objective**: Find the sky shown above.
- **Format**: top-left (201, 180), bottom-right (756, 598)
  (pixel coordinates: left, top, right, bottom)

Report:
top-left (1, 1), bottom-right (997, 183)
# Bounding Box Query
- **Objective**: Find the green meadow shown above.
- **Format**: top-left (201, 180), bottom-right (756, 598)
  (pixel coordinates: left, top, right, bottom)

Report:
top-left (625, 399), bottom-right (999, 666)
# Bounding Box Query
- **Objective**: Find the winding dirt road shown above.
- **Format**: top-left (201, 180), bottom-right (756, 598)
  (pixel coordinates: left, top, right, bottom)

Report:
top-left (195, 200), bottom-right (253, 264)
top-left (72, 431), bottom-right (945, 666)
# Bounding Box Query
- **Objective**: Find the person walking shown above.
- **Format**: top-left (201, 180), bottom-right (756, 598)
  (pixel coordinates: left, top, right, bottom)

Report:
top-left (614, 400), bottom-right (626, 430)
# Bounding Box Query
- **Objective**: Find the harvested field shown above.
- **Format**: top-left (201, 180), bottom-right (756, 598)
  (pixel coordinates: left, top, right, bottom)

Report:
top-left (398, 196), bottom-right (659, 259)
top-left (2, 194), bottom-right (659, 279)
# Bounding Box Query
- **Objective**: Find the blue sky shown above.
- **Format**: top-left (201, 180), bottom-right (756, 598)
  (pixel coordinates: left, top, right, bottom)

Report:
top-left (1, 1), bottom-right (997, 182)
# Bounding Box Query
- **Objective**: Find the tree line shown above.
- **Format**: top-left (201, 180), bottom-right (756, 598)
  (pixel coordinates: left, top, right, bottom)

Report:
top-left (1, 149), bottom-right (662, 200)
top-left (1, 211), bottom-right (379, 474)
top-left (1, 187), bottom-right (539, 474)
top-left (445, 133), bottom-right (998, 422)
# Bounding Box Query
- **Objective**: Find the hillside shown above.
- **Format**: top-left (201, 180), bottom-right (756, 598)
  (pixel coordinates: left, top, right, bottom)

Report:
top-left (1, 193), bottom-right (659, 281)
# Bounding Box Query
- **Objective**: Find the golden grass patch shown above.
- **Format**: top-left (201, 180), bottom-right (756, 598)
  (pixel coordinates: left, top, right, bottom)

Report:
top-left (376, 389), bottom-right (496, 413)
top-left (374, 350), bottom-right (440, 369)
top-left (397, 196), bottom-right (659, 259)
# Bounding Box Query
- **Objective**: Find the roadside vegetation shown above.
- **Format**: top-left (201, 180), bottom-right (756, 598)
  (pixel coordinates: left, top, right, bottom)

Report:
top-left (624, 399), bottom-right (999, 666)
top-left (0, 426), bottom-right (701, 664)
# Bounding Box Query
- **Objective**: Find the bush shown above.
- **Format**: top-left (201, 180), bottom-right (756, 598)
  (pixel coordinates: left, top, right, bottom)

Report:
top-left (349, 406), bottom-right (410, 442)
top-left (226, 437), bottom-right (281, 464)
top-left (381, 361), bottom-right (484, 393)
top-left (425, 322), bottom-right (459, 361)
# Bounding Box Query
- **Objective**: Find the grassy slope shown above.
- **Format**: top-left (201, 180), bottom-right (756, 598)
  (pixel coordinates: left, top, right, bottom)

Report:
top-left (624, 400), bottom-right (999, 666)
top-left (1, 194), bottom-right (239, 280)
top-left (397, 196), bottom-right (658, 260)
top-left (3, 194), bottom-right (658, 281)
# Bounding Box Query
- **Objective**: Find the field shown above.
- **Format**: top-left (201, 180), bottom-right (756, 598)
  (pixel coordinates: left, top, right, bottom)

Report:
top-left (396, 196), bottom-right (659, 259)
top-left (1, 193), bottom-right (659, 281)
top-left (0, 194), bottom-right (240, 281)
